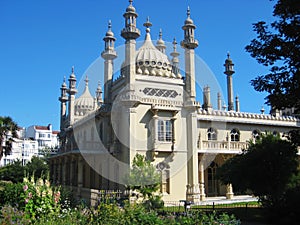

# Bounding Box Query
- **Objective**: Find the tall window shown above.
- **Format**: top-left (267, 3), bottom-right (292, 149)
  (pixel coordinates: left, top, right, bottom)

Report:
top-left (230, 128), bottom-right (240, 142)
top-left (157, 162), bottom-right (170, 194)
top-left (157, 120), bottom-right (172, 142)
top-left (207, 127), bottom-right (217, 140)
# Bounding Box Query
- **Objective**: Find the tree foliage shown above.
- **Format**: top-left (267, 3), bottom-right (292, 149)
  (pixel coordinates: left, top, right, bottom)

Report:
top-left (217, 134), bottom-right (299, 223)
top-left (0, 116), bottom-right (18, 160)
top-left (125, 154), bottom-right (161, 200)
top-left (0, 157), bottom-right (49, 183)
top-left (245, 0), bottom-right (300, 113)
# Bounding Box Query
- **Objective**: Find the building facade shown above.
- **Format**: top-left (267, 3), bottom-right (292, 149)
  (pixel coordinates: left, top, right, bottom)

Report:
top-left (50, 1), bottom-right (300, 204)
top-left (0, 131), bottom-right (39, 167)
top-left (26, 124), bottom-right (59, 155)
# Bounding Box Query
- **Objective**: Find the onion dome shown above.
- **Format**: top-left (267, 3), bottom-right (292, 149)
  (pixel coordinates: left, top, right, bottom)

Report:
top-left (136, 18), bottom-right (176, 78)
top-left (126, 0), bottom-right (136, 13)
top-left (184, 6), bottom-right (194, 26)
top-left (74, 75), bottom-right (95, 116)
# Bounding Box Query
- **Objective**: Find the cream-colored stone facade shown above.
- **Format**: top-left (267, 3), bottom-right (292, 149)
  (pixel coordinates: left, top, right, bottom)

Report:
top-left (50, 1), bottom-right (300, 205)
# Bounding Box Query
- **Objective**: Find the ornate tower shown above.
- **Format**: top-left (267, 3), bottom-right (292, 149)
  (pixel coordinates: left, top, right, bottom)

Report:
top-left (101, 21), bottom-right (117, 104)
top-left (67, 67), bottom-right (77, 125)
top-left (181, 7), bottom-right (198, 101)
top-left (224, 53), bottom-right (235, 111)
top-left (59, 77), bottom-right (68, 130)
top-left (121, 0), bottom-right (140, 90)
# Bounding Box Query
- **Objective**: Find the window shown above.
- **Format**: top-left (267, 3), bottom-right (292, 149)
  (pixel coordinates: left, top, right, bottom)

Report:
top-left (207, 127), bottom-right (217, 140)
top-left (157, 120), bottom-right (172, 142)
top-left (157, 162), bottom-right (170, 194)
top-left (230, 128), bottom-right (240, 142)
top-left (252, 130), bottom-right (261, 140)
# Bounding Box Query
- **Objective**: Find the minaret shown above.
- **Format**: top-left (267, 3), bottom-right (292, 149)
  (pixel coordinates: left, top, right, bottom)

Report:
top-left (224, 53), bottom-right (235, 111)
top-left (181, 6), bottom-right (198, 101)
top-left (170, 38), bottom-right (181, 78)
top-left (156, 29), bottom-right (166, 53)
top-left (67, 67), bottom-right (77, 125)
top-left (59, 77), bottom-right (68, 130)
top-left (235, 95), bottom-right (240, 112)
top-left (101, 21), bottom-right (117, 104)
top-left (96, 81), bottom-right (103, 106)
top-left (121, 0), bottom-right (140, 90)
top-left (217, 92), bottom-right (222, 110)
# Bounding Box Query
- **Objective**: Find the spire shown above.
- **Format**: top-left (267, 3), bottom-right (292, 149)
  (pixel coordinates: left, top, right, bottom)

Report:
top-left (96, 81), bottom-right (103, 105)
top-left (68, 66), bottom-right (77, 91)
top-left (102, 21), bottom-right (117, 53)
top-left (224, 52), bottom-right (235, 75)
top-left (170, 38), bottom-right (180, 78)
top-left (224, 52), bottom-right (235, 111)
top-left (59, 76), bottom-right (68, 103)
top-left (85, 75), bottom-right (89, 87)
top-left (181, 6), bottom-right (198, 49)
top-left (121, 0), bottom-right (140, 40)
top-left (156, 29), bottom-right (166, 53)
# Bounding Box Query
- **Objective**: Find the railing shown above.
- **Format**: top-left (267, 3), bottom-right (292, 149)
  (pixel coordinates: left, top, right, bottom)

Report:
top-left (200, 140), bottom-right (249, 151)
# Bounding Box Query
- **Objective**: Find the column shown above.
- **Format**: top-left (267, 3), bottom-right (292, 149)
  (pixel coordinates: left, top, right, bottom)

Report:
top-left (77, 157), bottom-right (83, 198)
top-left (226, 183), bottom-right (234, 199)
top-left (199, 159), bottom-right (206, 201)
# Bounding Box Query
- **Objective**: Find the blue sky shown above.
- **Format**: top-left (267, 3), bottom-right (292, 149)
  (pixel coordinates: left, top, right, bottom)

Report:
top-left (0, 0), bottom-right (276, 130)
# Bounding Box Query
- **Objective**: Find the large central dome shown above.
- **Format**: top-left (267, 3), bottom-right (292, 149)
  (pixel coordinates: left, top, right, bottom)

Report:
top-left (135, 26), bottom-right (176, 78)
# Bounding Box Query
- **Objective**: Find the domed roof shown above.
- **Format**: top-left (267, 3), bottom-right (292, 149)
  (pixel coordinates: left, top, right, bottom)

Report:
top-left (74, 76), bottom-right (95, 116)
top-left (135, 26), bottom-right (176, 78)
top-left (126, 0), bottom-right (136, 13)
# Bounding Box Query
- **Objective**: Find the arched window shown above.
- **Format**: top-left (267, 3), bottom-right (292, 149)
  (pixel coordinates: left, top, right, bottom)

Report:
top-left (252, 129), bottom-right (261, 140)
top-left (207, 127), bottom-right (217, 140)
top-left (230, 128), bottom-right (240, 142)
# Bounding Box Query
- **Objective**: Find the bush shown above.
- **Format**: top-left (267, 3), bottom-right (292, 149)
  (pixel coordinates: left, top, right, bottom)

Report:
top-left (0, 182), bottom-right (24, 208)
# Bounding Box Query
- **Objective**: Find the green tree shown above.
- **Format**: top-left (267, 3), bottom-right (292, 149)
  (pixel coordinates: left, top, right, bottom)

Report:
top-left (0, 157), bottom-right (49, 183)
top-left (217, 134), bottom-right (299, 223)
top-left (0, 116), bottom-right (18, 160)
top-left (245, 0), bottom-right (300, 113)
top-left (125, 154), bottom-right (161, 202)
top-left (25, 156), bottom-right (49, 178)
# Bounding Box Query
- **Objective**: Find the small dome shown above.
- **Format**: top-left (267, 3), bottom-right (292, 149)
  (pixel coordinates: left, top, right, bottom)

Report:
top-left (74, 76), bottom-right (95, 116)
top-left (126, 0), bottom-right (136, 13)
top-left (126, 4), bottom-right (136, 13)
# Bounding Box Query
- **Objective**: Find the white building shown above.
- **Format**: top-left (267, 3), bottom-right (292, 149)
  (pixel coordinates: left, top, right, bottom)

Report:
top-left (0, 137), bottom-right (38, 166)
top-left (50, 1), bottom-right (300, 205)
top-left (26, 124), bottom-right (59, 154)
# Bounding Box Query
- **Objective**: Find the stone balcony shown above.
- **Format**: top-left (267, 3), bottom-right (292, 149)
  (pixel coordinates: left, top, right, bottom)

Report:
top-left (198, 140), bottom-right (249, 154)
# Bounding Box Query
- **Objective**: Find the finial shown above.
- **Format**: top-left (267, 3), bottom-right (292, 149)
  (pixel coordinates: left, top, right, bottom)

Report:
top-left (85, 75), bottom-right (89, 86)
top-left (227, 52), bottom-right (230, 59)
top-left (63, 76), bottom-right (66, 83)
top-left (159, 29), bottom-right (162, 40)
top-left (108, 20), bottom-right (112, 30)
top-left (172, 38), bottom-right (177, 51)
top-left (71, 66), bottom-right (74, 74)
top-left (129, 0), bottom-right (133, 5)
top-left (143, 16), bottom-right (152, 33)
top-left (260, 106), bottom-right (265, 114)
top-left (187, 6), bottom-right (191, 18)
